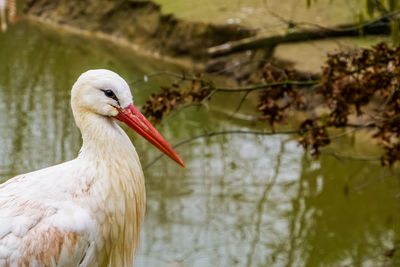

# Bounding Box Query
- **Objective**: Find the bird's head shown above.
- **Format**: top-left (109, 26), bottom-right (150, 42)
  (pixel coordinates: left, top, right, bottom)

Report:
top-left (71, 69), bottom-right (185, 167)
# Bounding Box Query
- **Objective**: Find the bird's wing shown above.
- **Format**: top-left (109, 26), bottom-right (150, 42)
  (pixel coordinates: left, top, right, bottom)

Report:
top-left (0, 175), bottom-right (101, 267)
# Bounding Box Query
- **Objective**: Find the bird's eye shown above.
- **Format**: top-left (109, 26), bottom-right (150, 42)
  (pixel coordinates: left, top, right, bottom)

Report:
top-left (101, 89), bottom-right (120, 106)
top-left (102, 89), bottom-right (115, 98)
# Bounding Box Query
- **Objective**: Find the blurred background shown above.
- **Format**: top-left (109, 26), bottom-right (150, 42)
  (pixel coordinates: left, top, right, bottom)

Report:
top-left (1, 0), bottom-right (400, 266)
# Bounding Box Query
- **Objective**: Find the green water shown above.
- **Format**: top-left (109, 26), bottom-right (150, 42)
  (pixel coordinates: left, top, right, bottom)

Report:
top-left (1, 20), bottom-right (400, 267)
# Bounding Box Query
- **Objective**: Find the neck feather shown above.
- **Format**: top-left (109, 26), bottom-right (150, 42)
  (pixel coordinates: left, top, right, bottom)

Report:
top-left (73, 108), bottom-right (128, 156)
top-left (72, 108), bottom-right (146, 264)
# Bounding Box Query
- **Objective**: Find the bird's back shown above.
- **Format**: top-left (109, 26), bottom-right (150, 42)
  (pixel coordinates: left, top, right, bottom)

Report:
top-left (0, 161), bottom-right (107, 266)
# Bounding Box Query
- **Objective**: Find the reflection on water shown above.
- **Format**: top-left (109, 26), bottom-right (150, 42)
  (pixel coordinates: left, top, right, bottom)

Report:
top-left (139, 135), bottom-right (400, 266)
top-left (0, 0), bottom-right (16, 32)
top-left (1, 21), bottom-right (400, 266)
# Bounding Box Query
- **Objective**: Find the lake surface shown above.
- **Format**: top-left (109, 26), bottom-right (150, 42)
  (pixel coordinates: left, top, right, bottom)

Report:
top-left (1, 20), bottom-right (400, 267)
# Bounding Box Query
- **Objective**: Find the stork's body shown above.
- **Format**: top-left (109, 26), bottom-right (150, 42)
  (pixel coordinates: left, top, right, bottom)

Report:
top-left (0, 70), bottom-right (184, 266)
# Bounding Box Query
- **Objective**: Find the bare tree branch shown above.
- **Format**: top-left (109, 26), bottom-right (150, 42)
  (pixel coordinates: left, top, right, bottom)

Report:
top-left (132, 71), bottom-right (319, 93)
top-left (214, 80), bottom-right (319, 92)
top-left (208, 9), bottom-right (400, 57)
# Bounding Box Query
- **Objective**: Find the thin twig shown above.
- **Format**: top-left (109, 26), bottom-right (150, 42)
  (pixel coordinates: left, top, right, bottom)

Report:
top-left (228, 91), bottom-right (251, 120)
top-left (213, 80), bottom-right (319, 93)
top-left (131, 71), bottom-right (318, 93)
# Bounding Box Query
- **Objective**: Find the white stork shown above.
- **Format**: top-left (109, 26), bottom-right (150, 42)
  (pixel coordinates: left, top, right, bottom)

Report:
top-left (0, 69), bottom-right (185, 266)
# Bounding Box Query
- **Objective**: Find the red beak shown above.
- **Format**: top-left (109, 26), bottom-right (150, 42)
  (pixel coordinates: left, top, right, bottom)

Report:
top-left (115, 104), bottom-right (185, 168)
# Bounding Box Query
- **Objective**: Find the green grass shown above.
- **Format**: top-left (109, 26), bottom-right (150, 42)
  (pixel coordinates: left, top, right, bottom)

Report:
top-left (154, 0), bottom-right (364, 31)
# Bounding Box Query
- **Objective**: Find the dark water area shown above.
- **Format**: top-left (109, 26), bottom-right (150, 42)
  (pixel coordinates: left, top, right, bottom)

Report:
top-left (1, 20), bottom-right (400, 266)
